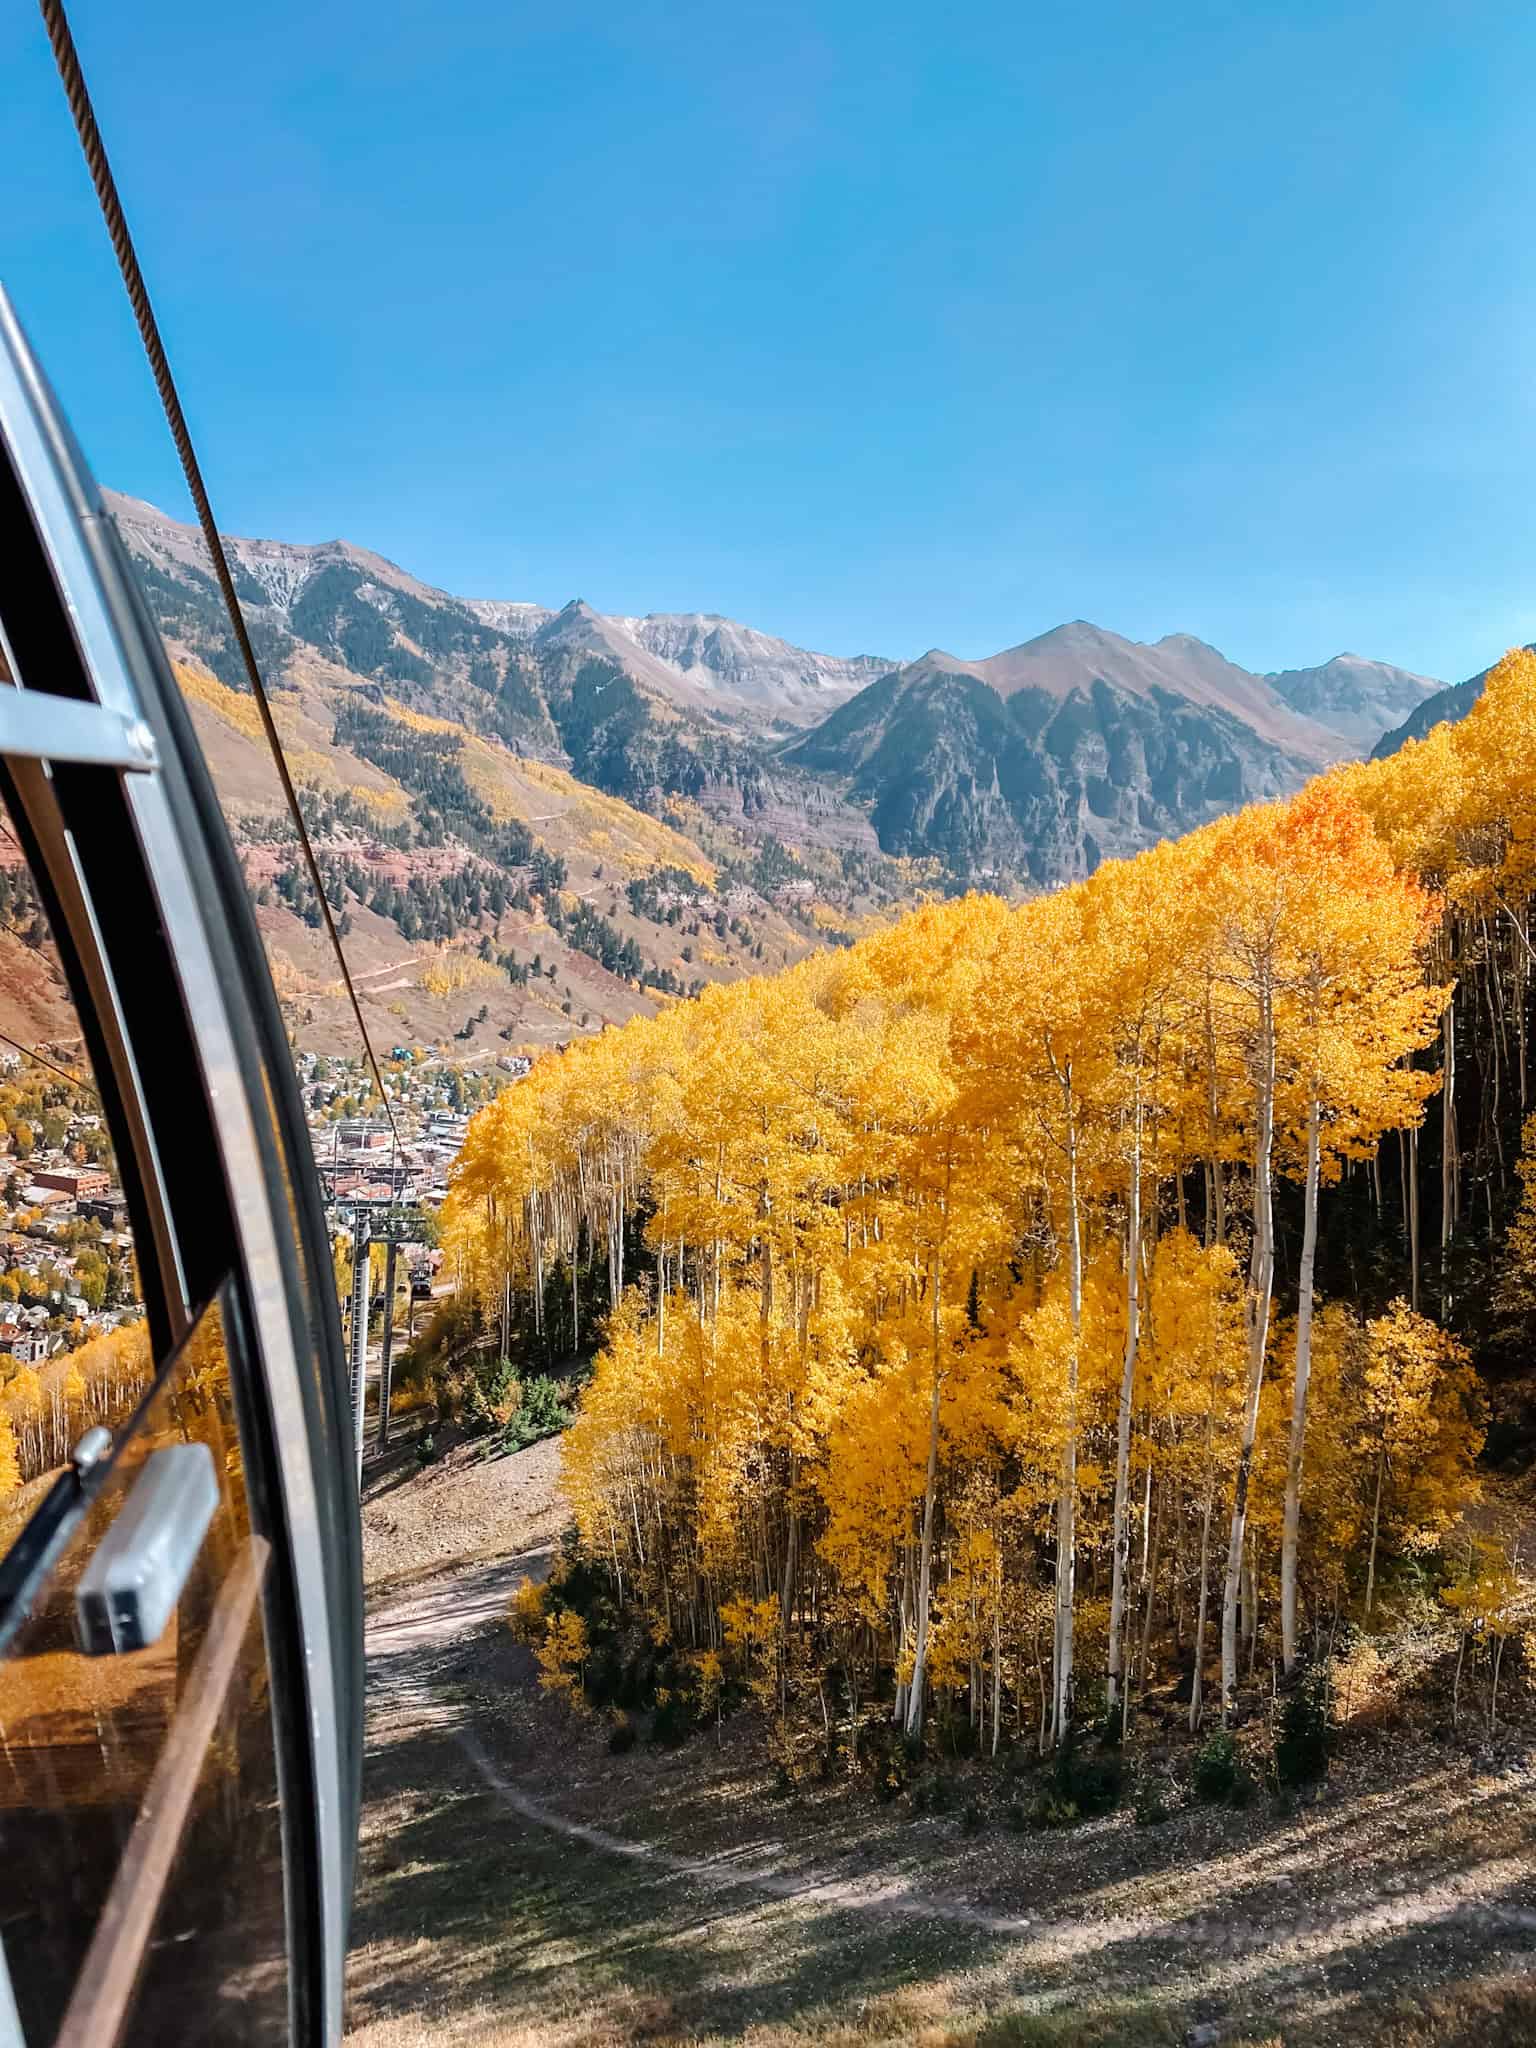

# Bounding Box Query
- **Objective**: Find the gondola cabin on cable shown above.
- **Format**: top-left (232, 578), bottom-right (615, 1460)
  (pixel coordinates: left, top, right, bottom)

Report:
top-left (0, 294), bottom-right (363, 2046)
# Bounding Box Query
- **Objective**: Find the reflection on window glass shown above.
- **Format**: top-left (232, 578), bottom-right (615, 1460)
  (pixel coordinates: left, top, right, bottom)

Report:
top-left (0, 803), bottom-right (287, 2045)
top-left (0, 1291), bottom-right (288, 2047)
top-left (0, 795), bottom-right (146, 1556)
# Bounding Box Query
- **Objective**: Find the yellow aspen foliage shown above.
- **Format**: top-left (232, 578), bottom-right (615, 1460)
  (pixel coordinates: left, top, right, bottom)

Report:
top-left (721, 1595), bottom-right (780, 1709)
top-left (1442, 1539), bottom-right (1525, 1733)
top-left (1495, 1110), bottom-right (1536, 1329)
top-left (508, 1575), bottom-right (548, 1643)
top-left (1358, 1302), bottom-right (1483, 1616)
top-left (0, 1411), bottom-right (19, 1505)
top-left (443, 650), bottom-right (1536, 1743)
top-left (536, 1611), bottom-right (589, 1702)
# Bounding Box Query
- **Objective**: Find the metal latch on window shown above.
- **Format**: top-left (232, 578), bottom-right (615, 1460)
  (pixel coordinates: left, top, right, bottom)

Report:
top-left (76, 1443), bottom-right (218, 1655)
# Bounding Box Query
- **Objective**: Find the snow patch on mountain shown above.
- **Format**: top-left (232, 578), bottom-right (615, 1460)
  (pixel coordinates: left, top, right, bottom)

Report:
top-left (465, 597), bottom-right (557, 637)
top-left (233, 547), bottom-right (318, 612)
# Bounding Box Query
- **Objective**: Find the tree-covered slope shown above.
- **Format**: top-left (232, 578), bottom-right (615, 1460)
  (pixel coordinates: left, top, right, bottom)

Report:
top-left (446, 647), bottom-right (1536, 1777)
top-left (1369, 655), bottom-right (1531, 758)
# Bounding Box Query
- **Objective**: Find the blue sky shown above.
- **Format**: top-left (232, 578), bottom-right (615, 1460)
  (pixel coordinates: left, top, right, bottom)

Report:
top-left (5, 0), bottom-right (1535, 682)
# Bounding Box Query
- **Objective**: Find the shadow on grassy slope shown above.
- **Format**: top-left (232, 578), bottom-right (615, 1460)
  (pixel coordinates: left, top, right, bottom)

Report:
top-left (346, 1694), bottom-right (1536, 2048)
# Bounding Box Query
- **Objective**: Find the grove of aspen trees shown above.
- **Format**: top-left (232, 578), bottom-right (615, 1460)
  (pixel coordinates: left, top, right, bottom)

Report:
top-left (443, 649), bottom-right (1536, 1751)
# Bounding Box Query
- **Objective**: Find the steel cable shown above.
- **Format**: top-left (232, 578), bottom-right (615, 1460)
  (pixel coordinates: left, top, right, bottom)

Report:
top-left (38, 0), bottom-right (401, 1146)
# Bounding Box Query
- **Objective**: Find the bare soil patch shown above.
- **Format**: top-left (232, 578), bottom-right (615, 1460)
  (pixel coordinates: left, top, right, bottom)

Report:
top-left (361, 1425), bottom-right (565, 1597)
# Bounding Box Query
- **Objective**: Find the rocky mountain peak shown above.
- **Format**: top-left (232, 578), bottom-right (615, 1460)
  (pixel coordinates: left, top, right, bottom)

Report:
top-left (105, 483), bottom-right (1458, 895)
top-left (1266, 652), bottom-right (1442, 754)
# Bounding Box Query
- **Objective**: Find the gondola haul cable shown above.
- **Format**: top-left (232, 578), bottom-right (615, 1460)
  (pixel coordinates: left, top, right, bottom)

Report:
top-left (0, 1023), bottom-right (95, 1094)
top-left (37, 0), bottom-right (402, 1149)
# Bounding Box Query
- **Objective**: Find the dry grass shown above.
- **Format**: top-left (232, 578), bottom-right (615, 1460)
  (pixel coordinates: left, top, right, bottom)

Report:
top-left (349, 1964), bottom-right (1536, 2048)
top-left (361, 1429), bottom-right (566, 1592)
top-left (350, 1455), bottom-right (1536, 2048)
top-left (174, 661), bottom-right (340, 789)
top-left (346, 1985), bottom-right (1185, 2047)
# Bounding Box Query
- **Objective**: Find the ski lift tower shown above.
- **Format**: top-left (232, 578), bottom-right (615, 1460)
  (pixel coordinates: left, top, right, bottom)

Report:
top-left (344, 1198), bottom-right (434, 1471)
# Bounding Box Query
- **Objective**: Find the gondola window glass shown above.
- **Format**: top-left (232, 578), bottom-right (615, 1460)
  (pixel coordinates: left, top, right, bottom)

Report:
top-left (0, 1289), bottom-right (290, 2047)
top-left (0, 802), bottom-right (289, 2046)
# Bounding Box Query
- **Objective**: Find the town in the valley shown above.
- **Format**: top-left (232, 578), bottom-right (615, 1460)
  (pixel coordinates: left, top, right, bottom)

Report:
top-left (0, 1037), bottom-right (524, 1377)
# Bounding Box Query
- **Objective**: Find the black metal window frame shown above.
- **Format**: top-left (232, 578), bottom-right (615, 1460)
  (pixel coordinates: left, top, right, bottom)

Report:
top-left (0, 287), bottom-right (361, 2047)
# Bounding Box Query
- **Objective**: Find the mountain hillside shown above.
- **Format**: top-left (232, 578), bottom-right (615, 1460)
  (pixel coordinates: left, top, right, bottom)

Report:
top-left (623, 612), bottom-right (890, 723)
top-left (108, 489), bottom-right (901, 853)
top-left (109, 491), bottom-right (1438, 905)
top-left (782, 624), bottom-right (1345, 883)
top-left (1266, 652), bottom-right (1441, 753)
top-left (460, 597), bottom-right (890, 727)
top-left (1369, 651), bottom-right (1534, 758)
top-left (168, 659), bottom-right (888, 1058)
top-left (111, 492), bottom-right (882, 736)
top-left (961, 622), bottom-right (1338, 759)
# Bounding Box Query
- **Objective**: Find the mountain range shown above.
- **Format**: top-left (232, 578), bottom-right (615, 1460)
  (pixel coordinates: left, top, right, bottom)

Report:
top-left (93, 485), bottom-right (1490, 1048)
top-left (0, 491), bottom-right (1493, 1066)
top-left (107, 488), bottom-right (1451, 854)
top-left (1264, 652), bottom-right (1443, 752)
top-left (780, 625), bottom-right (1440, 882)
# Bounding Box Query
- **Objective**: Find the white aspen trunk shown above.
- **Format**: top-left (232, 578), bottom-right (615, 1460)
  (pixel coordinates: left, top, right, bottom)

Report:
top-left (893, 1546), bottom-right (913, 1727)
top-left (1222, 982), bottom-right (1276, 1724)
top-left (1280, 1085), bottom-right (1321, 1674)
top-left (1364, 1448), bottom-right (1385, 1619)
top-left (531, 1182), bottom-right (545, 1337)
top-left (1409, 1125), bottom-right (1421, 1314)
top-left (1441, 999), bottom-right (1457, 1310)
top-left (1205, 980), bottom-right (1227, 1247)
top-left (1035, 1615), bottom-right (1050, 1754)
top-left (1106, 1086), bottom-right (1143, 1710)
top-left (1191, 1434), bottom-right (1216, 1733)
top-left (1137, 1476), bottom-right (1164, 1701)
top-left (1517, 927), bottom-right (1528, 1112)
top-left (713, 1146), bottom-right (724, 1324)
top-left (1398, 1127), bottom-right (1410, 1239)
top-left (903, 1256), bottom-right (943, 1743)
top-left (1052, 1076), bottom-right (1083, 1749)
top-left (1491, 1634), bottom-right (1505, 1733)
top-left (656, 1239), bottom-right (666, 1358)
top-left (990, 1594), bottom-right (1003, 1758)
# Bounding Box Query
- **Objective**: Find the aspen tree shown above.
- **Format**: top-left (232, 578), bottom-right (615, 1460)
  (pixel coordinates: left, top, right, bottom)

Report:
top-left (1080, 845), bottom-right (1185, 1710)
top-left (1266, 783), bottom-right (1443, 1672)
top-left (443, 670), bottom-right (1531, 1747)
top-left (1359, 1302), bottom-right (1482, 1618)
top-left (1201, 806), bottom-right (1285, 1722)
